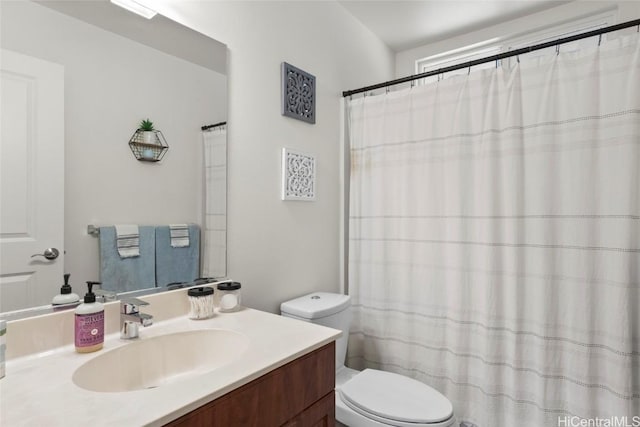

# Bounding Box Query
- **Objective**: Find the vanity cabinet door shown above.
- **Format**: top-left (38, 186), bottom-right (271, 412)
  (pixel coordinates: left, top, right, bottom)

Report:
top-left (165, 341), bottom-right (335, 427)
top-left (282, 391), bottom-right (335, 427)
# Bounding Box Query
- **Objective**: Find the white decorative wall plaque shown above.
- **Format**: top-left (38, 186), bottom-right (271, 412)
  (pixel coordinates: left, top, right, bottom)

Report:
top-left (281, 62), bottom-right (316, 124)
top-left (281, 148), bottom-right (316, 201)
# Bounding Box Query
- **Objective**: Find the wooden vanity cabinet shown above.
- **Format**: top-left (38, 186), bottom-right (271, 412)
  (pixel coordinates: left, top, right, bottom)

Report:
top-left (165, 341), bottom-right (336, 427)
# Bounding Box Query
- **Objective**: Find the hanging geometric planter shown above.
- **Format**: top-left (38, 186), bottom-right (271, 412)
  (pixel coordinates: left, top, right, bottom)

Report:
top-left (128, 129), bottom-right (168, 162)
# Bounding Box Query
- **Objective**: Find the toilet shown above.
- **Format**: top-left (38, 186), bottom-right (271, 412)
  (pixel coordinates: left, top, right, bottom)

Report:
top-left (281, 292), bottom-right (456, 427)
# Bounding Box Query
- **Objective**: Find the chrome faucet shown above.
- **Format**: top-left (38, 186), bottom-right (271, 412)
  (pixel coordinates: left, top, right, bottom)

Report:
top-left (120, 298), bottom-right (153, 339)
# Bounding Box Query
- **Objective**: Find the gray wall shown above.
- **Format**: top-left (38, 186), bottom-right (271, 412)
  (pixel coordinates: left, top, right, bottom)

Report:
top-left (153, 0), bottom-right (396, 313)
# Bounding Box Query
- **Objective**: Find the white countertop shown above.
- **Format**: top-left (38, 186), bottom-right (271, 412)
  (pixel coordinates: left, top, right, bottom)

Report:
top-left (0, 308), bottom-right (340, 426)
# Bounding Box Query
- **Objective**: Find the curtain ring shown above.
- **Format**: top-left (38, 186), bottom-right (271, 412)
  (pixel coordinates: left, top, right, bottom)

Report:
top-left (556, 44), bottom-right (560, 55)
top-left (467, 66), bottom-right (471, 75)
top-left (410, 80), bottom-right (415, 88)
top-left (349, 95), bottom-right (352, 101)
top-left (386, 86), bottom-right (390, 94)
top-left (516, 55), bottom-right (520, 64)
top-left (598, 34), bottom-right (602, 46)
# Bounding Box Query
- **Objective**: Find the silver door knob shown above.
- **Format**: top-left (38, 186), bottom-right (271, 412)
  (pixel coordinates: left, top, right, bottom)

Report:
top-left (31, 248), bottom-right (60, 260)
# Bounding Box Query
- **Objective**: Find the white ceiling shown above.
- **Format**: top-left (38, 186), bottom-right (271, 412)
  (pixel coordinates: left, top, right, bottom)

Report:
top-left (337, 0), bottom-right (571, 51)
top-left (35, 0), bottom-right (227, 74)
top-left (38, 0), bottom-right (571, 66)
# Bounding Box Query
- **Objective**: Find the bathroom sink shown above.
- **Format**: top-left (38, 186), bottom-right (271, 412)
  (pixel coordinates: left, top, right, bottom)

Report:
top-left (72, 329), bottom-right (249, 392)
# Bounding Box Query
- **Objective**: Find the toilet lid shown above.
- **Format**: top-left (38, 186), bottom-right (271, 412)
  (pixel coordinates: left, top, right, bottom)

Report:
top-left (339, 369), bottom-right (453, 425)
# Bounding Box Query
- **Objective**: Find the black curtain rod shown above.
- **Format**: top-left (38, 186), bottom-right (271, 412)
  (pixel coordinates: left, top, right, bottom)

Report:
top-left (343, 18), bottom-right (640, 98)
top-left (201, 121), bottom-right (227, 131)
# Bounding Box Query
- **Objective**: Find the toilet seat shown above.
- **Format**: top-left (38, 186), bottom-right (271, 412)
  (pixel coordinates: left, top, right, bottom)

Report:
top-left (338, 369), bottom-right (454, 427)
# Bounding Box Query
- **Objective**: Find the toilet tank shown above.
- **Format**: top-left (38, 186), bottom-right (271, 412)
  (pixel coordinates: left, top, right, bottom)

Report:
top-left (280, 292), bottom-right (351, 370)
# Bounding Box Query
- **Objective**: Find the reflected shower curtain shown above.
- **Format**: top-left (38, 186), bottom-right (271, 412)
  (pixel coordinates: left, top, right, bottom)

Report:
top-left (202, 126), bottom-right (227, 278)
top-left (347, 35), bottom-right (639, 427)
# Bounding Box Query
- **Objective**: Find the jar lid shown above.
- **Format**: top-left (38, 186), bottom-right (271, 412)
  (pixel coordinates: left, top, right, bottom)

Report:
top-left (188, 286), bottom-right (214, 297)
top-left (167, 281), bottom-right (187, 290)
top-left (217, 281), bottom-right (241, 291)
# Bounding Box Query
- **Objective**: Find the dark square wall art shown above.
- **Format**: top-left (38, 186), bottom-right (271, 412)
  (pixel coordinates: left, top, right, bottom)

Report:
top-left (281, 62), bottom-right (316, 124)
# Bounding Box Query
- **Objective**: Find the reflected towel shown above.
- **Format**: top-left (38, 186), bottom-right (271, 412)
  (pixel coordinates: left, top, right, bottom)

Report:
top-left (115, 224), bottom-right (139, 258)
top-left (99, 226), bottom-right (156, 292)
top-left (155, 224), bottom-right (200, 287)
top-left (169, 224), bottom-right (189, 248)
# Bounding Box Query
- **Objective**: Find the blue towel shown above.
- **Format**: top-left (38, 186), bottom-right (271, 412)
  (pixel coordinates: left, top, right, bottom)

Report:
top-left (155, 224), bottom-right (200, 287)
top-left (99, 226), bottom-right (156, 292)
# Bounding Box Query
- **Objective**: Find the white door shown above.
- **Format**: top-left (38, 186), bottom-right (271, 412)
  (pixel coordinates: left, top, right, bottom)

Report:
top-left (0, 49), bottom-right (64, 312)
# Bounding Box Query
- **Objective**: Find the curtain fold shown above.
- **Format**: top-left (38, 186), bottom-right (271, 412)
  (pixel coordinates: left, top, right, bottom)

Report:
top-left (347, 34), bottom-right (640, 427)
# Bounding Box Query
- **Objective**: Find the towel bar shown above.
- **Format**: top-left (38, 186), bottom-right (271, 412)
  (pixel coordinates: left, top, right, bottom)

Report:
top-left (87, 225), bottom-right (100, 236)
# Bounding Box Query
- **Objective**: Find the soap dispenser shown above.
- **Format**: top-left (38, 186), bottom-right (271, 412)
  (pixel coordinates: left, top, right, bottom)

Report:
top-left (75, 281), bottom-right (104, 353)
top-left (52, 273), bottom-right (80, 307)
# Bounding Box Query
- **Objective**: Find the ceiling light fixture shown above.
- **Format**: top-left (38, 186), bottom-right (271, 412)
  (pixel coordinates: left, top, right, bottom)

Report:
top-left (110, 0), bottom-right (157, 19)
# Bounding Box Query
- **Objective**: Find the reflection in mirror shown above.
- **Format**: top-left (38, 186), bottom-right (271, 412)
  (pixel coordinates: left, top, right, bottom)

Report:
top-left (0, 0), bottom-right (227, 318)
top-left (201, 122), bottom-right (228, 279)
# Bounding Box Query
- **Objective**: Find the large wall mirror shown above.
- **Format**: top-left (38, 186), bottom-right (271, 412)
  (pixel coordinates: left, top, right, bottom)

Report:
top-left (0, 0), bottom-right (227, 317)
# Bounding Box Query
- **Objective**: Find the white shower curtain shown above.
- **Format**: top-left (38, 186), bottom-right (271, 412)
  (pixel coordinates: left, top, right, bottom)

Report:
top-left (202, 126), bottom-right (227, 278)
top-left (347, 34), bottom-right (639, 427)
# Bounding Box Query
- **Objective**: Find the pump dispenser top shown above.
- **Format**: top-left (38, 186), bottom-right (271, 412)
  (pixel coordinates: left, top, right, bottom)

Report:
top-left (52, 273), bottom-right (80, 306)
top-left (61, 274), bottom-right (72, 293)
top-left (83, 281), bottom-right (100, 303)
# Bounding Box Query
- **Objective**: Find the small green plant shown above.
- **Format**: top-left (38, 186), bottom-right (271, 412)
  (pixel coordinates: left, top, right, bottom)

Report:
top-left (139, 119), bottom-right (154, 131)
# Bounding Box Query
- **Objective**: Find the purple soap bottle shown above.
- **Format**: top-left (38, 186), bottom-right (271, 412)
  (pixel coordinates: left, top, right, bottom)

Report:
top-left (74, 281), bottom-right (104, 353)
